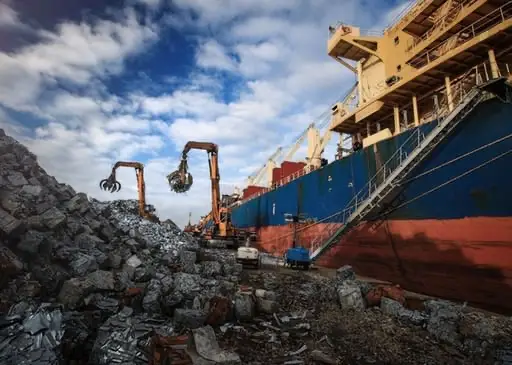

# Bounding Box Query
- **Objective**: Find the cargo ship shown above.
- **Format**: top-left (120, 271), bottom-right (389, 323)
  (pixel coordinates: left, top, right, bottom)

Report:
top-left (210, 0), bottom-right (512, 312)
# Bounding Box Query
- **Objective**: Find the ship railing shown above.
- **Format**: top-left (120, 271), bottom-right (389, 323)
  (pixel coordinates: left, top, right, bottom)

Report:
top-left (420, 59), bottom-right (511, 122)
top-left (328, 22), bottom-right (384, 39)
top-left (328, 22), bottom-right (351, 39)
top-left (358, 28), bottom-right (384, 37)
top-left (370, 58), bottom-right (511, 134)
top-left (430, 66), bottom-right (478, 117)
top-left (384, 0), bottom-right (432, 34)
top-left (409, 1), bottom-right (512, 69)
top-left (309, 83), bottom-right (487, 256)
top-left (270, 165), bottom-right (320, 190)
top-left (405, 0), bottom-right (478, 53)
top-left (343, 97), bottom-right (360, 113)
top-left (239, 167), bottom-right (312, 203)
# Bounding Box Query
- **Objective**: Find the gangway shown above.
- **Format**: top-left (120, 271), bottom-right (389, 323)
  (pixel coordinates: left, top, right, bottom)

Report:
top-left (308, 83), bottom-right (493, 261)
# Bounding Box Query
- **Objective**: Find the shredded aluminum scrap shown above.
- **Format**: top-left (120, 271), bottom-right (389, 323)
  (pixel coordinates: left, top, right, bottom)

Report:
top-left (89, 307), bottom-right (175, 365)
top-left (90, 199), bottom-right (198, 255)
top-left (0, 304), bottom-right (64, 365)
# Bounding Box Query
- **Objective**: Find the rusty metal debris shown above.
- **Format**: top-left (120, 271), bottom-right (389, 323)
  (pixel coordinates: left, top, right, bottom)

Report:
top-left (149, 334), bottom-right (192, 365)
top-left (206, 296), bottom-right (232, 326)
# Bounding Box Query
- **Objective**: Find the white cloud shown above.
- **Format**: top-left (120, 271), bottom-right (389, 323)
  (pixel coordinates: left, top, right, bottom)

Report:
top-left (0, 107), bottom-right (28, 136)
top-left (43, 93), bottom-right (102, 120)
top-left (0, 2), bottom-right (27, 29)
top-left (186, 72), bottom-right (223, 92)
top-left (105, 115), bottom-right (152, 133)
top-left (0, 7), bottom-right (158, 111)
top-left (172, 0), bottom-right (299, 25)
top-left (0, 0), bottom-right (410, 229)
top-left (0, 54), bottom-right (43, 111)
top-left (234, 41), bottom-right (288, 77)
top-left (230, 16), bottom-right (291, 41)
top-left (195, 40), bottom-right (238, 72)
top-left (137, 90), bottom-right (228, 118)
top-left (29, 9), bottom-right (157, 82)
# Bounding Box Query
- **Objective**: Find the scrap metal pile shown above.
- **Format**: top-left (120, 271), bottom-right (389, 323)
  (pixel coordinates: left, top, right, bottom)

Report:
top-left (217, 265), bottom-right (512, 365)
top-left (0, 128), bottom-right (244, 364)
top-left (1, 128), bottom-right (512, 365)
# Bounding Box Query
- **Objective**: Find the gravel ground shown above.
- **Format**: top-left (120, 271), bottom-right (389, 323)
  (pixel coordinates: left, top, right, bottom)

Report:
top-left (215, 256), bottom-right (512, 365)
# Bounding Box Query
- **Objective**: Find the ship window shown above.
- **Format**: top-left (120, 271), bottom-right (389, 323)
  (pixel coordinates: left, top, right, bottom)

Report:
top-left (394, 36), bottom-right (399, 45)
top-left (272, 203), bottom-right (276, 215)
top-left (397, 65), bottom-right (402, 72)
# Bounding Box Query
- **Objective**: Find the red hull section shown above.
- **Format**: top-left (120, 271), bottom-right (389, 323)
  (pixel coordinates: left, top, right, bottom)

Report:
top-left (252, 217), bottom-right (512, 313)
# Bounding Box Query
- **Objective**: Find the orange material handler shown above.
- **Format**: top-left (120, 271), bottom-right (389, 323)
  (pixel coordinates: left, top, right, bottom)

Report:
top-left (167, 141), bottom-right (247, 248)
top-left (99, 161), bottom-right (157, 221)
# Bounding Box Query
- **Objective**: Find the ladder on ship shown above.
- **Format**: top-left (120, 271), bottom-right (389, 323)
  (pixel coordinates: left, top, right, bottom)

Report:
top-left (308, 81), bottom-right (505, 262)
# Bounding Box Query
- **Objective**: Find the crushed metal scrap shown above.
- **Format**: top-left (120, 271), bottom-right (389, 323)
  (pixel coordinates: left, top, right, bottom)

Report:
top-left (0, 304), bottom-right (65, 365)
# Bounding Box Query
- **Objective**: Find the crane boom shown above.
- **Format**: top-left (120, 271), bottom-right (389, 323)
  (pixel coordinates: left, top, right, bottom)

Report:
top-left (283, 123), bottom-right (314, 161)
top-left (248, 146), bottom-right (283, 186)
top-left (307, 83), bottom-right (359, 168)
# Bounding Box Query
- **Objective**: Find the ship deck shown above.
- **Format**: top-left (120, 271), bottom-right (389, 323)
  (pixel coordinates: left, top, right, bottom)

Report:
top-left (332, 0), bottom-right (512, 134)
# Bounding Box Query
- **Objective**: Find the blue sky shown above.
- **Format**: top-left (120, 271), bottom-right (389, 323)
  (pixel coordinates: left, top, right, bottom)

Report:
top-left (0, 0), bottom-right (410, 227)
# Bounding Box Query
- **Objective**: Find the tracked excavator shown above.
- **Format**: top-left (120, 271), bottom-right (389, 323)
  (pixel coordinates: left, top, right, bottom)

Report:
top-left (99, 161), bottom-right (158, 222)
top-left (167, 141), bottom-right (248, 249)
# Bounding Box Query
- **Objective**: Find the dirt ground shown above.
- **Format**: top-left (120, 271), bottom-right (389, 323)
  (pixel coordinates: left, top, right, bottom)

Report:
top-left (215, 259), bottom-right (509, 365)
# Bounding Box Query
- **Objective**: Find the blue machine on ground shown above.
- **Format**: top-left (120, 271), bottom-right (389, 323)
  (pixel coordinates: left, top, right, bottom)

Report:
top-left (284, 247), bottom-right (311, 270)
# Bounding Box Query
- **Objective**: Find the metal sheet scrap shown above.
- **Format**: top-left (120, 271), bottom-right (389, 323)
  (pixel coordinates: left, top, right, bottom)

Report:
top-left (0, 303), bottom-right (64, 365)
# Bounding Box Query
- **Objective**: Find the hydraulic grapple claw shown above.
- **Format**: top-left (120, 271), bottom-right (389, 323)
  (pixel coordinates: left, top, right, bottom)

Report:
top-left (167, 170), bottom-right (193, 193)
top-left (111, 181), bottom-right (121, 193)
top-left (99, 179), bottom-right (109, 191)
top-left (99, 176), bottom-right (121, 193)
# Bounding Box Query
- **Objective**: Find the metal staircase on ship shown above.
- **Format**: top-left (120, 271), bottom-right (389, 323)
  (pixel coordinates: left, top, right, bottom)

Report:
top-left (308, 84), bottom-right (493, 262)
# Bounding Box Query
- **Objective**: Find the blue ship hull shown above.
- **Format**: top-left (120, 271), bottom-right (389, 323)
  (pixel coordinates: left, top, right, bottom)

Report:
top-left (231, 97), bottom-right (512, 313)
